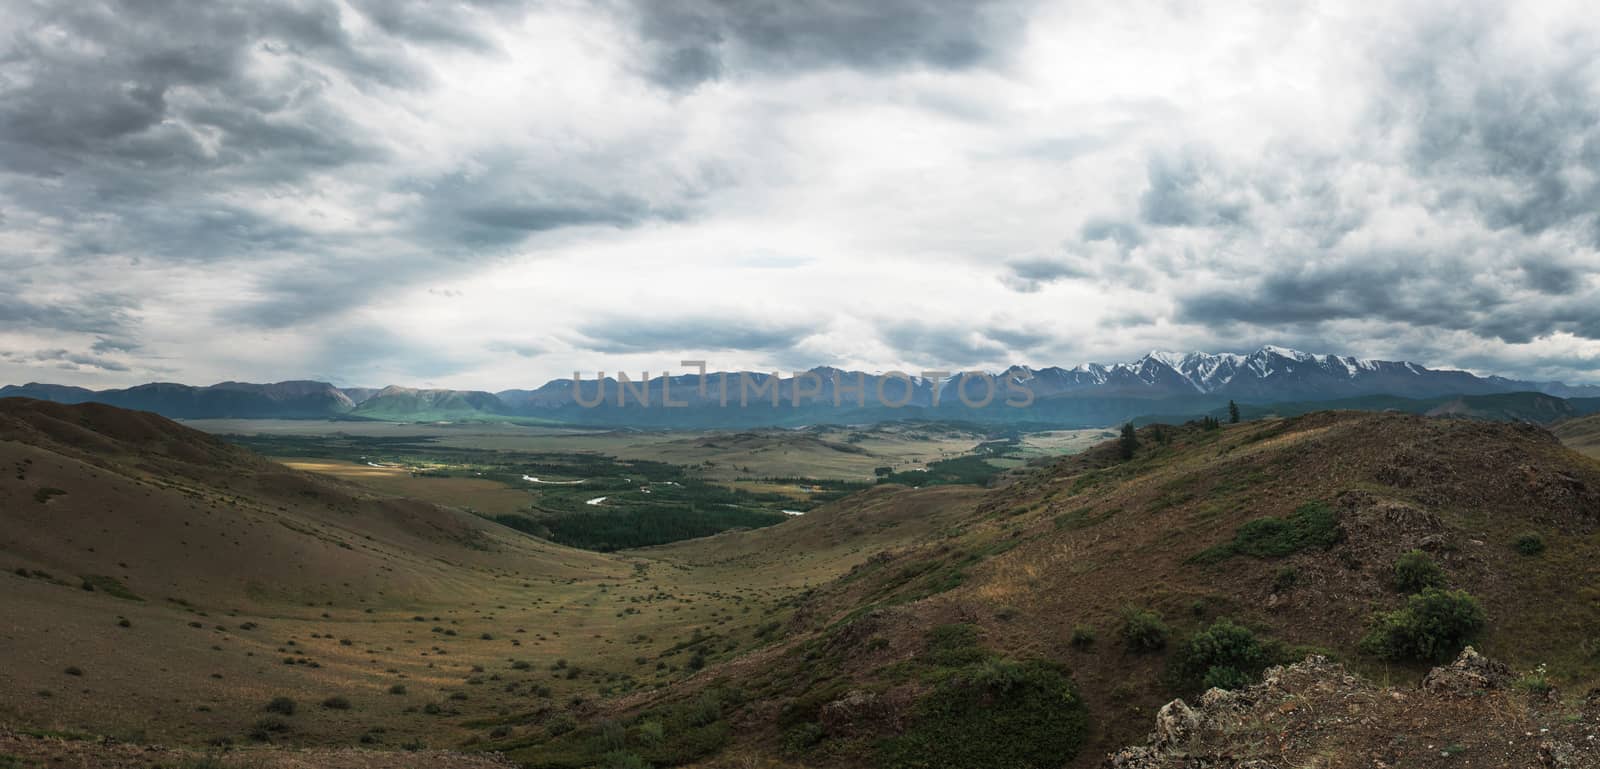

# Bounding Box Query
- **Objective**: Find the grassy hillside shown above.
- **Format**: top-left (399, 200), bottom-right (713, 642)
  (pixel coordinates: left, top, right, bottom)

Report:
top-left (1554, 412), bottom-right (1600, 459)
top-left (0, 398), bottom-right (973, 765)
top-left (1141, 391), bottom-right (1600, 427)
top-left (494, 412), bottom-right (1600, 768)
top-left (7, 399), bottom-right (1600, 768)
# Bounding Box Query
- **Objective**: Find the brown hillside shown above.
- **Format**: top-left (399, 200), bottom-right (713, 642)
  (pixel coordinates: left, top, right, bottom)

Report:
top-left (1555, 412), bottom-right (1600, 459)
top-left (0, 398), bottom-right (636, 749)
top-left (595, 412), bottom-right (1600, 768)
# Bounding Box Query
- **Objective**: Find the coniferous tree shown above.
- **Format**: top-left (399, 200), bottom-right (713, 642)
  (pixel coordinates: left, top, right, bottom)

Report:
top-left (1228, 400), bottom-right (1241, 424)
top-left (1119, 422), bottom-right (1139, 459)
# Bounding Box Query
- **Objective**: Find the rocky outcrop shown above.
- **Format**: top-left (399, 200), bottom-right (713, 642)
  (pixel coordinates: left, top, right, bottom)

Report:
top-left (1420, 645), bottom-right (1512, 696)
top-left (1107, 649), bottom-right (1598, 768)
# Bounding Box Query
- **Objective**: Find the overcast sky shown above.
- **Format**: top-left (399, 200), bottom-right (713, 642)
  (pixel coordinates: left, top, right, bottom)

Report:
top-left (3, 0), bottom-right (1599, 389)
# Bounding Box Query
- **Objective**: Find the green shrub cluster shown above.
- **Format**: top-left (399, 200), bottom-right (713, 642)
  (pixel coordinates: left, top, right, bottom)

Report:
top-left (925, 624), bottom-right (988, 667)
top-left (1119, 608), bottom-right (1169, 653)
top-left (1359, 588), bottom-right (1486, 663)
top-left (878, 659), bottom-right (1089, 769)
top-left (1513, 533), bottom-right (1545, 556)
top-left (1194, 502), bottom-right (1341, 563)
top-left (1392, 550), bottom-right (1445, 593)
top-left (1167, 619), bottom-right (1276, 692)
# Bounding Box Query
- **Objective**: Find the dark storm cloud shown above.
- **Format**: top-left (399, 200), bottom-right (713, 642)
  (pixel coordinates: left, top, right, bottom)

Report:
top-left (1138, 149), bottom-right (1250, 228)
top-left (980, 325), bottom-right (1053, 351)
top-left (575, 316), bottom-right (813, 354)
top-left (0, 1), bottom-right (420, 173)
top-left (401, 152), bottom-right (700, 253)
top-left (347, 0), bottom-right (526, 51)
top-left (1176, 260), bottom-right (1600, 345)
top-left (998, 255), bottom-right (1092, 293)
top-left (0, 287), bottom-right (138, 336)
top-left (1379, 12), bottom-right (1600, 244)
top-left (627, 0), bottom-right (1027, 88)
top-left (1, 0), bottom-right (705, 337)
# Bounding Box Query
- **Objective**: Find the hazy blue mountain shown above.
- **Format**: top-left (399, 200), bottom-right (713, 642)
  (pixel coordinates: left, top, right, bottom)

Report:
top-left (7, 347), bottom-right (1599, 426)
top-left (0, 380), bottom-right (353, 418)
top-left (350, 386), bottom-right (509, 420)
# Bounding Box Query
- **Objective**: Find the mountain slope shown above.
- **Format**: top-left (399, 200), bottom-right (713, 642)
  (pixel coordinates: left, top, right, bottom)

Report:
top-left (0, 397), bottom-right (633, 749)
top-left (509, 412), bottom-right (1600, 768)
top-left (1554, 412), bottom-right (1600, 459)
top-left (350, 386), bottom-right (510, 420)
top-left (0, 380), bottom-right (357, 418)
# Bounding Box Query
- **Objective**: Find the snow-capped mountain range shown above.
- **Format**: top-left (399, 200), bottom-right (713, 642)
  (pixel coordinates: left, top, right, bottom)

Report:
top-left (4, 347), bottom-right (1598, 426)
top-left (993, 345), bottom-right (1573, 401)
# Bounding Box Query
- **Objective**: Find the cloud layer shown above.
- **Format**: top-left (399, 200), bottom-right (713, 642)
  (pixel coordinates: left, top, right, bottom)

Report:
top-left (2, 0), bottom-right (1597, 388)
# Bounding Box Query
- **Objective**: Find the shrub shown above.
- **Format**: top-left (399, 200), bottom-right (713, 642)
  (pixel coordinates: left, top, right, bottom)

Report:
top-left (1513, 533), bottom-right (1545, 556)
top-left (878, 659), bottom-right (1088, 769)
top-left (388, 684), bottom-right (407, 695)
top-left (1392, 550), bottom-right (1445, 593)
top-left (925, 623), bottom-right (987, 667)
top-left (1195, 502), bottom-right (1341, 562)
top-left (781, 722), bottom-right (824, 755)
top-left (321, 696), bottom-right (351, 710)
top-left (1069, 624), bottom-right (1096, 649)
top-left (545, 712), bottom-right (577, 736)
top-left (33, 487), bottom-right (67, 503)
top-left (1120, 607), bottom-right (1169, 653)
top-left (600, 751), bottom-right (649, 769)
top-left (1168, 620), bottom-right (1272, 691)
top-left (264, 697), bottom-right (296, 716)
top-left (249, 717), bottom-right (290, 741)
top-left (637, 719), bottom-right (665, 746)
top-left (1272, 567), bottom-right (1298, 592)
top-left (1360, 588), bottom-right (1487, 663)
top-left (599, 719), bottom-right (627, 751)
top-left (63, 666), bottom-right (83, 677)
top-left (78, 575), bottom-right (141, 601)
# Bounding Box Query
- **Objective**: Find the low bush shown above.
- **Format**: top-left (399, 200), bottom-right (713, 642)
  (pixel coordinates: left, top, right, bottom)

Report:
top-left (1392, 550), bottom-right (1445, 592)
top-left (263, 697), bottom-right (296, 716)
top-left (1359, 588), bottom-right (1486, 663)
top-left (321, 696), bottom-right (351, 710)
top-left (878, 659), bottom-right (1088, 769)
top-left (1119, 607), bottom-right (1169, 653)
top-left (1069, 624), bottom-right (1096, 649)
top-left (248, 717), bottom-right (290, 741)
top-left (1513, 533), bottom-right (1545, 556)
top-left (1194, 502), bottom-right (1341, 562)
top-left (1168, 619), bottom-right (1274, 692)
top-left (925, 623), bottom-right (987, 667)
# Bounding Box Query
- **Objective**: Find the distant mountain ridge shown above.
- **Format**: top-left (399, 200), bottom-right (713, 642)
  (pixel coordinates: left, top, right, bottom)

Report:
top-left (5, 346), bottom-right (1598, 427)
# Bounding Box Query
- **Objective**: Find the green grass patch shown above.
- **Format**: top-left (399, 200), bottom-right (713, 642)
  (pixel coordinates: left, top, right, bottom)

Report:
top-left (877, 658), bottom-right (1089, 769)
top-left (33, 487), bottom-right (66, 503)
top-left (1191, 502), bottom-right (1341, 563)
top-left (78, 575), bottom-right (142, 601)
